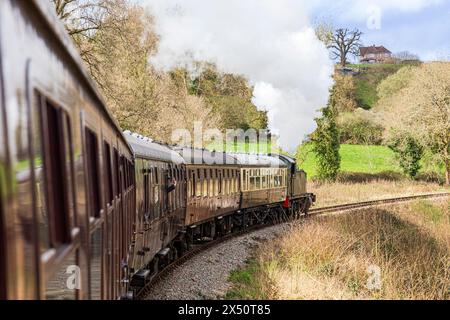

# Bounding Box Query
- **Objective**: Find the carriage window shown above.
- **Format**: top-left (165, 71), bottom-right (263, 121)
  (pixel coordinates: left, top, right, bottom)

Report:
top-left (113, 149), bottom-right (119, 197)
top-left (202, 179), bottom-right (208, 197)
top-left (195, 177), bottom-right (202, 197)
top-left (188, 170), bottom-right (192, 198)
top-left (262, 176), bottom-right (267, 189)
top-left (255, 176), bottom-right (261, 190)
top-left (40, 100), bottom-right (71, 246)
top-left (85, 128), bottom-right (101, 218)
top-left (124, 160), bottom-right (129, 189)
top-left (223, 175), bottom-right (227, 195)
top-left (144, 168), bottom-right (150, 215)
top-left (154, 167), bottom-right (159, 184)
top-left (103, 142), bottom-right (113, 204)
top-left (208, 175), bottom-right (214, 196)
top-left (218, 170), bottom-right (223, 195)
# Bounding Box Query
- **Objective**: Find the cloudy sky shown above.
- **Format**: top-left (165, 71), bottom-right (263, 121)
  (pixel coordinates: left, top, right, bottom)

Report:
top-left (309, 0), bottom-right (450, 61)
top-left (139, 0), bottom-right (449, 151)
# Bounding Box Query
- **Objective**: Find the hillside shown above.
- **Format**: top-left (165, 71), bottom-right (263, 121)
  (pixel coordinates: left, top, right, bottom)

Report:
top-left (347, 63), bottom-right (415, 110)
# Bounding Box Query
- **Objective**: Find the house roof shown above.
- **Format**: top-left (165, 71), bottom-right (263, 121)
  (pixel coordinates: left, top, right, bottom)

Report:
top-left (360, 45), bottom-right (392, 56)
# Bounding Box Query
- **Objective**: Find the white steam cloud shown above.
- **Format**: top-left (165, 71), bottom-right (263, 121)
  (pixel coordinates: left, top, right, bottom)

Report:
top-left (143, 0), bottom-right (334, 151)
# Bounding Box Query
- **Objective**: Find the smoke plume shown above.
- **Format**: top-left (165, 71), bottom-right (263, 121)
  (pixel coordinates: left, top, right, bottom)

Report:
top-left (143, 0), bottom-right (334, 151)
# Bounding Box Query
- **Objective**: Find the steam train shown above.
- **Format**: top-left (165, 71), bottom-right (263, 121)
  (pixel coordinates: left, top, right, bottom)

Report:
top-left (0, 0), bottom-right (315, 299)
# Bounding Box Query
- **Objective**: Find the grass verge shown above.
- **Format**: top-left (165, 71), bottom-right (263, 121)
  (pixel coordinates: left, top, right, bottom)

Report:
top-left (226, 199), bottom-right (450, 300)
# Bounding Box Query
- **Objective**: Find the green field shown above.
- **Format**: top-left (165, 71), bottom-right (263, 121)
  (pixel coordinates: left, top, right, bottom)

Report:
top-left (297, 144), bottom-right (402, 178)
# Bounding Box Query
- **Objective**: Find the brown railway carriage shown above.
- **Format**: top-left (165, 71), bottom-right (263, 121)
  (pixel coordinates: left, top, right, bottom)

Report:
top-left (124, 132), bottom-right (185, 292)
top-left (175, 148), bottom-right (240, 226)
top-left (231, 153), bottom-right (289, 210)
top-left (0, 0), bottom-right (135, 300)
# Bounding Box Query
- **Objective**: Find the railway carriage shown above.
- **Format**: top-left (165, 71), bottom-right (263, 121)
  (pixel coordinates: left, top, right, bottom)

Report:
top-left (175, 148), bottom-right (241, 243)
top-left (124, 132), bottom-right (185, 292)
top-left (0, 0), bottom-right (135, 300)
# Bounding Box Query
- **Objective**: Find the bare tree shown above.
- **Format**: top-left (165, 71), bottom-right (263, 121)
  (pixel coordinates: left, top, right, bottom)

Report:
top-left (394, 51), bottom-right (420, 62)
top-left (328, 28), bottom-right (363, 67)
top-left (52, 0), bottom-right (108, 37)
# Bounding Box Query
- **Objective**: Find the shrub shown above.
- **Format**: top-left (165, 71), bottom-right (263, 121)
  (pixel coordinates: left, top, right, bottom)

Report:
top-left (388, 135), bottom-right (424, 179)
top-left (337, 110), bottom-right (384, 145)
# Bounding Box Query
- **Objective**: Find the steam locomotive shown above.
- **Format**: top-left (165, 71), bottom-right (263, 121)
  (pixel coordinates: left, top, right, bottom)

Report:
top-left (0, 0), bottom-right (314, 300)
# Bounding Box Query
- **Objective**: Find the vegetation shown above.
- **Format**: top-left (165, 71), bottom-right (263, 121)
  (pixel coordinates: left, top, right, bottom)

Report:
top-left (51, 0), bottom-right (267, 143)
top-left (337, 110), bottom-right (383, 145)
top-left (324, 27), bottom-right (363, 67)
top-left (310, 89), bottom-right (341, 182)
top-left (332, 73), bottom-right (358, 113)
top-left (185, 64), bottom-right (268, 132)
top-left (350, 63), bottom-right (407, 110)
top-left (388, 136), bottom-right (424, 179)
top-left (297, 144), bottom-right (400, 178)
top-left (377, 62), bottom-right (450, 185)
top-left (227, 199), bottom-right (450, 300)
top-left (310, 179), bottom-right (448, 208)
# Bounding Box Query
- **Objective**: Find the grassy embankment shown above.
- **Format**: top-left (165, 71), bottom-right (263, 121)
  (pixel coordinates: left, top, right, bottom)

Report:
top-left (347, 63), bottom-right (413, 110)
top-left (226, 199), bottom-right (450, 300)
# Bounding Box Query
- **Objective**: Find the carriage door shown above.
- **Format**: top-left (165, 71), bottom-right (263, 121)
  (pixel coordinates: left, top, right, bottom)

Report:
top-left (118, 155), bottom-right (126, 288)
top-left (102, 142), bottom-right (114, 299)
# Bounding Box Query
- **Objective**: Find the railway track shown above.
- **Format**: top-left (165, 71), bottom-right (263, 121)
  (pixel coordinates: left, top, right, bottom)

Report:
top-left (136, 192), bottom-right (449, 299)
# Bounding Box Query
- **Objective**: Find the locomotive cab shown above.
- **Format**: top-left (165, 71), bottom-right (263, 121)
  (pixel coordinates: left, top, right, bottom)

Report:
top-left (292, 170), bottom-right (307, 197)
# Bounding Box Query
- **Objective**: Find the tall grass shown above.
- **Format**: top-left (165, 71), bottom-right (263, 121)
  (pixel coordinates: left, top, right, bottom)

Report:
top-left (310, 179), bottom-right (448, 208)
top-left (227, 199), bottom-right (450, 300)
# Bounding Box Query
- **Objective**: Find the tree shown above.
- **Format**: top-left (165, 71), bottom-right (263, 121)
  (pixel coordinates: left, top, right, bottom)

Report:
top-left (328, 28), bottom-right (363, 67)
top-left (186, 63), bottom-right (268, 131)
top-left (51, 0), bottom-right (220, 142)
top-left (314, 20), bottom-right (334, 47)
top-left (311, 88), bottom-right (341, 181)
top-left (388, 135), bottom-right (424, 179)
top-left (378, 62), bottom-right (450, 185)
top-left (394, 51), bottom-right (420, 62)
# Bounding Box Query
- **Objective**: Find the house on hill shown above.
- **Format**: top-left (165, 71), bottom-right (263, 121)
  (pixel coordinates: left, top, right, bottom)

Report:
top-left (359, 45), bottom-right (392, 64)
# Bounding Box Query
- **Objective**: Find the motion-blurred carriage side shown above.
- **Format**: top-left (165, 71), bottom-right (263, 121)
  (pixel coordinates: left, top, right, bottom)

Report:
top-left (0, 0), bottom-right (134, 299)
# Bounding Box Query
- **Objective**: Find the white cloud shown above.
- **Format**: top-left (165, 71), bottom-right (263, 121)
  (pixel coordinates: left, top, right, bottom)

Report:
top-left (142, 0), bottom-right (334, 151)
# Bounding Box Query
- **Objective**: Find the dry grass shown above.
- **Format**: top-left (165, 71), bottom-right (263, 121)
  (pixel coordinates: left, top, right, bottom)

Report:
top-left (310, 178), bottom-right (448, 208)
top-left (227, 199), bottom-right (450, 300)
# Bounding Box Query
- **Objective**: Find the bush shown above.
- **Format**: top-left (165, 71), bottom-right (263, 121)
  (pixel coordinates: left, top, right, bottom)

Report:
top-left (337, 110), bottom-right (384, 145)
top-left (388, 135), bottom-right (424, 179)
